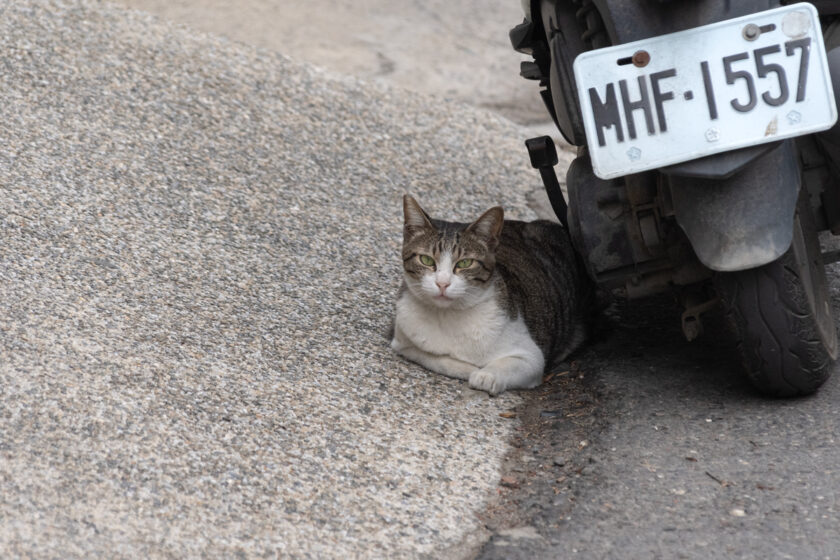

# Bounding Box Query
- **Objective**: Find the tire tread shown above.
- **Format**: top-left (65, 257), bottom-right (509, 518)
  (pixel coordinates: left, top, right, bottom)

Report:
top-left (717, 247), bottom-right (833, 397)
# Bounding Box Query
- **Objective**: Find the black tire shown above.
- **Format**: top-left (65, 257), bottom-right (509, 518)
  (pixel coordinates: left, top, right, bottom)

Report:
top-left (716, 192), bottom-right (838, 397)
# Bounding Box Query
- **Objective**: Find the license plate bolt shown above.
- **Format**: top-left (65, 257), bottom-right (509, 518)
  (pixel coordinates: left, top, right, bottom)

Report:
top-left (632, 50), bottom-right (650, 67)
top-left (742, 23), bottom-right (760, 41)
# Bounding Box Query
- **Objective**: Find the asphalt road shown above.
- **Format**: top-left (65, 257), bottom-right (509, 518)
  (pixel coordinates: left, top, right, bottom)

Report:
top-left (477, 294), bottom-right (840, 559)
top-left (4, 1), bottom-right (840, 558)
top-left (114, 0), bottom-right (552, 130)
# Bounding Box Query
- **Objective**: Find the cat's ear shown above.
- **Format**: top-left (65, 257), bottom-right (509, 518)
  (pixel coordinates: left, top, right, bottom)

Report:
top-left (403, 194), bottom-right (435, 237)
top-left (467, 206), bottom-right (504, 248)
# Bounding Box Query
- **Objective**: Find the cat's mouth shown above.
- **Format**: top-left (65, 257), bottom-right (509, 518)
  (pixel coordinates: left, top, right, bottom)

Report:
top-left (433, 294), bottom-right (454, 302)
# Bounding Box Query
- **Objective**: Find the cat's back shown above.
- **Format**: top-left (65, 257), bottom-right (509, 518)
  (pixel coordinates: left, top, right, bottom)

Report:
top-left (498, 219), bottom-right (579, 274)
top-left (495, 219), bottom-right (592, 361)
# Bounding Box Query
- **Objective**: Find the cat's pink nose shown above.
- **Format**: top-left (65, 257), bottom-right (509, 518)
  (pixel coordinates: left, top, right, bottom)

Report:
top-left (436, 280), bottom-right (450, 294)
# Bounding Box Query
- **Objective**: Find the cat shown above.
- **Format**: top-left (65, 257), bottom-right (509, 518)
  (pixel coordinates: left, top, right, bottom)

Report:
top-left (391, 194), bottom-right (594, 395)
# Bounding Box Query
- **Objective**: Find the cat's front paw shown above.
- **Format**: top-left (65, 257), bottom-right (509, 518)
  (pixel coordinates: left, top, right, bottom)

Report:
top-left (469, 369), bottom-right (507, 396)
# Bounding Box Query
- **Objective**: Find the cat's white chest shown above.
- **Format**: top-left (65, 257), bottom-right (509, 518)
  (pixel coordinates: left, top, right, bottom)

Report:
top-left (394, 291), bottom-right (528, 367)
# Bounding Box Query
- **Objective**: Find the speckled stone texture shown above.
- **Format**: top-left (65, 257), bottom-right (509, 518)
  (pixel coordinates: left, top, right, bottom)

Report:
top-left (0, 1), bottom-right (540, 557)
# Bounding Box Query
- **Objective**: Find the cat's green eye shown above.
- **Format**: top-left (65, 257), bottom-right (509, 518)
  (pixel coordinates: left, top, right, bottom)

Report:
top-left (455, 258), bottom-right (474, 269)
top-left (419, 254), bottom-right (435, 267)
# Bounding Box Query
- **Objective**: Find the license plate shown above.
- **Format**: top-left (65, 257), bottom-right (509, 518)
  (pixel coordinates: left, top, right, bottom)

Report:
top-left (574, 3), bottom-right (838, 180)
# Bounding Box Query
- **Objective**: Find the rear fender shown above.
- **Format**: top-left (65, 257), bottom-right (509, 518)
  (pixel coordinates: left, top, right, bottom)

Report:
top-left (590, 0), bottom-right (779, 44)
top-left (669, 140), bottom-right (800, 272)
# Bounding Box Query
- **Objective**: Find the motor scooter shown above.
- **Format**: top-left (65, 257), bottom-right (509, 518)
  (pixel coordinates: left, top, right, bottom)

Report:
top-left (511, 1), bottom-right (840, 396)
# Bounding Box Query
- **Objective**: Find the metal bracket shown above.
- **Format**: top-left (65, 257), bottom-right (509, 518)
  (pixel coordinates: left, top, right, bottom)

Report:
top-left (681, 297), bottom-right (720, 342)
top-left (526, 136), bottom-right (569, 228)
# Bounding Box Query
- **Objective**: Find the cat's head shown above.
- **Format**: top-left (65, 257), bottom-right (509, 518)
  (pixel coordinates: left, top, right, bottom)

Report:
top-left (401, 194), bottom-right (503, 309)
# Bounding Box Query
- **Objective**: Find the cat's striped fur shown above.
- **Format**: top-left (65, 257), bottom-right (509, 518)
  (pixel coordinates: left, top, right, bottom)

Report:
top-left (392, 195), bottom-right (594, 395)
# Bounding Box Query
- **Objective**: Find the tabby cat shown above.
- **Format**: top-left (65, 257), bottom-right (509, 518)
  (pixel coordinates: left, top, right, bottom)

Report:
top-left (391, 194), bottom-right (593, 395)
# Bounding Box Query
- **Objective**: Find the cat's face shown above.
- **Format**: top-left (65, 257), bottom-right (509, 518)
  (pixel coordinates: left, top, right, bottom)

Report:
top-left (401, 195), bottom-right (503, 309)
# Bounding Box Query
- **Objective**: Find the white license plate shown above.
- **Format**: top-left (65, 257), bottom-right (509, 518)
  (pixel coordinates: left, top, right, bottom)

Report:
top-left (574, 3), bottom-right (838, 180)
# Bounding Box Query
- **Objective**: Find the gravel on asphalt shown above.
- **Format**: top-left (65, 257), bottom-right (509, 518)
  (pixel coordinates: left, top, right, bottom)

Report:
top-left (0, 1), bottom-right (543, 556)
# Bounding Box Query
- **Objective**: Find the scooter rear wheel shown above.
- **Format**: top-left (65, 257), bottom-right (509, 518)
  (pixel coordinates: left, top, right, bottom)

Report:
top-left (716, 192), bottom-right (838, 397)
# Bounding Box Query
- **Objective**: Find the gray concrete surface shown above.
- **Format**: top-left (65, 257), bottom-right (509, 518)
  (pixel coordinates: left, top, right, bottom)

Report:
top-left (0, 1), bottom-right (545, 556)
